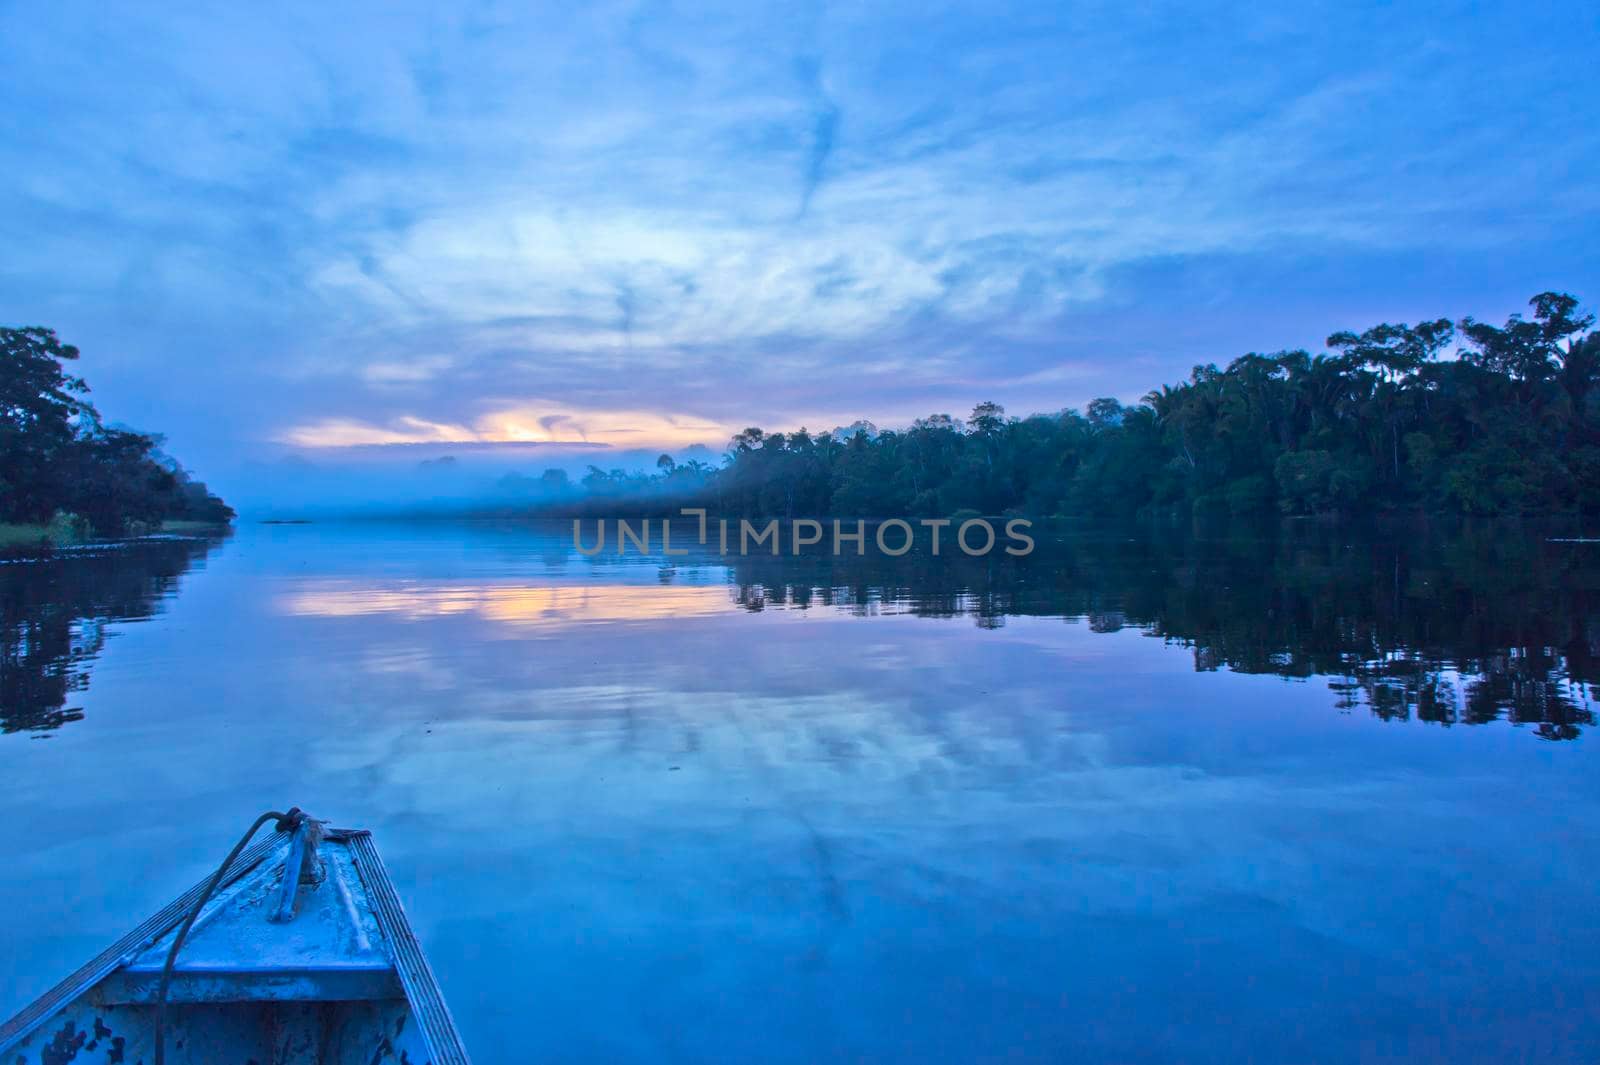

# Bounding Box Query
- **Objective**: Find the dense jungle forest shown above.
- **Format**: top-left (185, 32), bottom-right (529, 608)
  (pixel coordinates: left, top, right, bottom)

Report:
top-left (527, 291), bottom-right (1599, 518)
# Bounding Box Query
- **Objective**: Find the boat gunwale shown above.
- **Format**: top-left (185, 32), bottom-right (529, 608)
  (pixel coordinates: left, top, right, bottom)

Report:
top-left (0, 831), bottom-right (288, 1053)
top-left (346, 830), bottom-right (472, 1065)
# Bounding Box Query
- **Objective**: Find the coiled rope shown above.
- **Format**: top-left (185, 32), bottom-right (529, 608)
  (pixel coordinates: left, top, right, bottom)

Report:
top-left (153, 807), bottom-right (305, 1065)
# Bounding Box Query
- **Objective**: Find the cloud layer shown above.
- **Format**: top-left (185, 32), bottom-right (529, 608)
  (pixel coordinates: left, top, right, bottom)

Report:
top-left (1, 1), bottom-right (1596, 493)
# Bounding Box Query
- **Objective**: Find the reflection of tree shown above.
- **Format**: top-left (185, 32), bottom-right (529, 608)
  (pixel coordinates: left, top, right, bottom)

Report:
top-left (720, 519), bottom-right (1598, 739)
top-left (0, 536), bottom-right (222, 735)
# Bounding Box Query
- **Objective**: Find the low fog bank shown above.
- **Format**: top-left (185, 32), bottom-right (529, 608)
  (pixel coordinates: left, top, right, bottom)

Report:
top-left (223, 442), bottom-right (720, 519)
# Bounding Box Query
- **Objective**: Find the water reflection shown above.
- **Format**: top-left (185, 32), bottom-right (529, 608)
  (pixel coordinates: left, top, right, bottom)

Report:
top-left (719, 520), bottom-right (1600, 739)
top-left (2, 520), bottom-right (1595, 1062)
top-left (281, 580), bottom-right (728, 624)
top-left (2, 520), bottom-right (1596, 740)
top-left (0, 536), bottom-right (223, 734)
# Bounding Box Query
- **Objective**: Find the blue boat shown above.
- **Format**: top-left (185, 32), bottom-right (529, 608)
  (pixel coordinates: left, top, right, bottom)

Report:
top-left (0, 811), bottom-right (470, 1064)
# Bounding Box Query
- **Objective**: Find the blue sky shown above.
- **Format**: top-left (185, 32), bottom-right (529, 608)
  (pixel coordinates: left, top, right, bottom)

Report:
top-left (2, 1), bottom-right (1597, 498)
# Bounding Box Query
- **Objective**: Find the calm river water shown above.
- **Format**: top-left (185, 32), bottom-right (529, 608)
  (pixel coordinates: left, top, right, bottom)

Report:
top-left (1, 519), bottom-right (1596, 1063)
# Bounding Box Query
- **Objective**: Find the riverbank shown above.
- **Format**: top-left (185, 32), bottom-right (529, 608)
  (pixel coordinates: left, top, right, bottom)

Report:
top-left (0, 519), bottom-right (232, 550)
top-left (0, 524), bottom-right (50, 548)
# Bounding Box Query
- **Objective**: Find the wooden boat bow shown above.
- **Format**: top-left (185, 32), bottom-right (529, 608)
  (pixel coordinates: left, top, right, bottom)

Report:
top-left (0, 817), bottom-right (471, 1065)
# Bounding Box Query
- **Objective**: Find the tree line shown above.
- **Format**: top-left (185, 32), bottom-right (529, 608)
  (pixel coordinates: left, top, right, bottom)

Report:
top-left (534, 291), bottom-right (1599, 518)
top-left (1, 327), bottom-right (233, 536)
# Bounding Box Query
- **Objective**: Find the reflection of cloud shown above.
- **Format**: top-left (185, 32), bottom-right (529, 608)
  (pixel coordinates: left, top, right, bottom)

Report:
top-left (279, 580), bottom-right (729, 624)
top-left (360, 643), bottom-right (459, 690)
top-left (282, 401), bottom-right (732, 448)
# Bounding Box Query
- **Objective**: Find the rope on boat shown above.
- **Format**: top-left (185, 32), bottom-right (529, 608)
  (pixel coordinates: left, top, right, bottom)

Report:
top-left (153, 808), bottom-right (306, 1065)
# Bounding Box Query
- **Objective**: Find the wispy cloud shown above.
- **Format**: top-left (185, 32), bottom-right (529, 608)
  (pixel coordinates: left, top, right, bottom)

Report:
top-left (284, 401), bottom-right (732, 450)
top-left (281, 416), bottom-right (478, 448)
top-left (794, 53), bottom-right (841, 218)
top-left (1, 0), bottom-right (1596, 485)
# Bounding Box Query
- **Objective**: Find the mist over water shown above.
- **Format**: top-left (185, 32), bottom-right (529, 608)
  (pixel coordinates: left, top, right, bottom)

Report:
top-left (221, 442), bottom-right (721, 517)
top-left (1, 519), bottom-right (1596, 1062)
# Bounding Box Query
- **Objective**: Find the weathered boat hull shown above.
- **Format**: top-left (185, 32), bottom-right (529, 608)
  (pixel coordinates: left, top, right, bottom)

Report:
top-left (0, 826), bottom-right (469, 1065)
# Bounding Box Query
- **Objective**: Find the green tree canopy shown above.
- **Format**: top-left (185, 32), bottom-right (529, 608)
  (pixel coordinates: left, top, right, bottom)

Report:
top-left (0, 326), bottom-right (233, 534)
